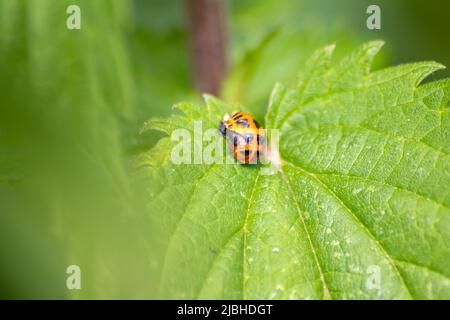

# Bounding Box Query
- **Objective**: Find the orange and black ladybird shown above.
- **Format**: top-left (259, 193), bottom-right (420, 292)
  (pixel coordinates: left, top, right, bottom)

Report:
top-left (219, 111), bottom-right (265, 164)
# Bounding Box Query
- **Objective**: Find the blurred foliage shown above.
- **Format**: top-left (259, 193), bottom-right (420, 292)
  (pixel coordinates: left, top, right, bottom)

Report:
top-left (0, 0), bottom-right (448, 299)
top-left (0, 0), bottom-right (149, 299)
top-left (225, 0), bottom-right (450, 121)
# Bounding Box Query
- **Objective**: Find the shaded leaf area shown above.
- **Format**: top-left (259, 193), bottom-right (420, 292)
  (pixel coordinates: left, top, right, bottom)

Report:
top-left (139, 42), bottom-right (450, 299)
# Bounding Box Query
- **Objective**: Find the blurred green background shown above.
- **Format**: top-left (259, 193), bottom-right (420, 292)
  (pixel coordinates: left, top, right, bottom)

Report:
top-left (0, 0), bottom-right (449, 299)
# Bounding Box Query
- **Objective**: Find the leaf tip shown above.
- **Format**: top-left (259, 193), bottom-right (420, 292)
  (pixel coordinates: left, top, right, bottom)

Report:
top-left (424, 61), bottom-right (446, 75)
top-left (363, 40), bottom-right (385, 59)
top-left (139, 120), bottom-right (151, 135)
top-left (202, 93), bottom-right (217, 110)
top-left (202, 93), bottom-right (214, 102)
top-left (172, 102), bottom-right (194, 115)
top-left (203, 94), bottom-right (230, 113)
top-left (430, 61), bottom-right (446, 71)
top-left (408, 61), bottom-right (447, 87)
top-left (324, 43), bottom-right (336, 55)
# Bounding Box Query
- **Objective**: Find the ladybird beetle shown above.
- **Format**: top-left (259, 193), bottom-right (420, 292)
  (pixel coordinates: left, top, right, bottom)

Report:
top-left (219, 112), bottom-right (266, 164)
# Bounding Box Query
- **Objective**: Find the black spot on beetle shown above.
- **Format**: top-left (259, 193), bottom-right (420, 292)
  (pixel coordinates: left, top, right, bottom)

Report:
top-left (233, 113), bottom-right (243, 120)
top-left (219, 121), bottom-right (227, 135)
top-left (256, 134), bottom-right (261, 144)
top-left (233, 135), bottom-right (239, 147)
top-left (244, 133), bottom-right (254, 143)
top-left (237, 119), bottom-right (250, 127)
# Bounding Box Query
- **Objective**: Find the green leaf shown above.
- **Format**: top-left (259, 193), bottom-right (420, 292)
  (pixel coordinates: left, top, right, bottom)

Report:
top-left (139, 41), bottom-right (450, 299)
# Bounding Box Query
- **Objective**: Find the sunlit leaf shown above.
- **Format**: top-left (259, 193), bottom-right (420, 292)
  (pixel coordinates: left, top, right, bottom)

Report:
top-left (140, 42), bottom-right (450, 299)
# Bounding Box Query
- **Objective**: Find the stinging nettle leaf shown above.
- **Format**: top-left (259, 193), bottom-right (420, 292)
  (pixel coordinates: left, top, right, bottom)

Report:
top-left (139, 41), bottom-right (450, 300)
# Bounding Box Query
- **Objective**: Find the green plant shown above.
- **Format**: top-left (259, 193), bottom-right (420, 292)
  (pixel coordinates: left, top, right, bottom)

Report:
top-left (140, 41), bottom-right (450, 299)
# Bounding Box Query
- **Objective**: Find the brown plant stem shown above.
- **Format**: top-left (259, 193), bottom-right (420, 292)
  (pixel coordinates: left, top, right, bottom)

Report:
top-left (184, 0), bottom-right (228, 96)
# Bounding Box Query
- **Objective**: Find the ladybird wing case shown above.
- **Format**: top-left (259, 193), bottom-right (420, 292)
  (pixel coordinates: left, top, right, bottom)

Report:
top-left (220, 112), bottom-right (266, 164)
